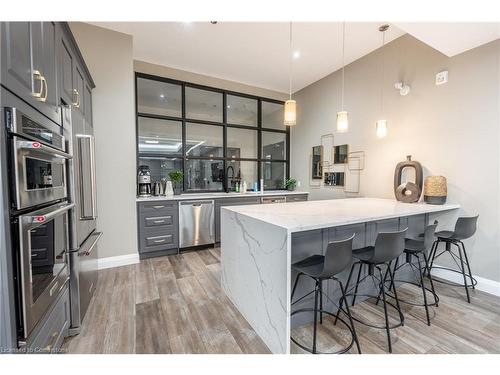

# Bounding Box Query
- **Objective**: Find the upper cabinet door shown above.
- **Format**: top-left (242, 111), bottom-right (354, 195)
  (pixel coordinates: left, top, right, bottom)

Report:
top-left (1, 22), bottom-right (33, 99)
top-left (30, 22), bottom-right (61, 125)
top-left (58, 30), bottom-right (75, 107)
top-left (84, 82), bottom-right (92, 127)
top-left (1, 22), bottom-right (61, 125)
top-left (73, 63), bottom-right (85, 115)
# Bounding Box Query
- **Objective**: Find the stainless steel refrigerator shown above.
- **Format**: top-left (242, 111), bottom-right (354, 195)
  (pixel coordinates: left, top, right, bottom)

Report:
top-left (62, 105), bottom-right (102, 334)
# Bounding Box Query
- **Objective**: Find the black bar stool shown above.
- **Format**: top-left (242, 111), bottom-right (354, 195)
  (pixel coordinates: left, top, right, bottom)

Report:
top-left (380, 223), bottom-right (439, 326)
top-left (290, 235), bottom-right (361, 354)
top-left (336, 228), bottom-right (407, 353)
top-left (428, 216), bottom-right (479, 303)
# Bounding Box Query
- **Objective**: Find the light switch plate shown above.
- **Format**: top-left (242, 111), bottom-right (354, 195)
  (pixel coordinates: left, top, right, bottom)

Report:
top-left (436, 70), bottom-right (448, 85)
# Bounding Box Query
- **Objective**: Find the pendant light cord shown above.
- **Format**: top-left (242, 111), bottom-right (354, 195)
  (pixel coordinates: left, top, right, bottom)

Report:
top-left (341, 21), bottom-right (345, 111)
top-left (380, 27), bottom-right (386, 115)
top-left (289, 21), bottom-right (293, 100)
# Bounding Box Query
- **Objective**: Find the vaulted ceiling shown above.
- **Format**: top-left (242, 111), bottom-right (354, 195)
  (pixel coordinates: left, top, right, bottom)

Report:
top-left (89, 22), bottom-right (499, 93)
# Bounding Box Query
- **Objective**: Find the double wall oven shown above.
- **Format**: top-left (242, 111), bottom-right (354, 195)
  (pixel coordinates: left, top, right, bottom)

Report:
top-left (4, 103), bottom-right (73, 342)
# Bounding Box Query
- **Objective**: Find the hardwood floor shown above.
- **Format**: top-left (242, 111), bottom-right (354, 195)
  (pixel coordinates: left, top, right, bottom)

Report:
top-left (63, 248), bottom-right (270, 354)
top-left (63, 248), bottom-right (500, 354)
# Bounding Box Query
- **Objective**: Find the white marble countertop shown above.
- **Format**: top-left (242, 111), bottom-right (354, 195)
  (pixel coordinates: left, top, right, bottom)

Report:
top-left (222, 197), bottom-right (460, 233)
top-left (136, 190), bottom-right (309, 202)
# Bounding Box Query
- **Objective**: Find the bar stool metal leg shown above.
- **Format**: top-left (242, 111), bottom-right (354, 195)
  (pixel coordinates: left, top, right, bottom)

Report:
top-left (460, 241), bottom-right (475, 290)
top-left (338, 280), bottom-right (361, 354)
top-left (415, 253), bottom-right (431, 325)
top-left (422, 252), bottom-right (439, 306)
top-left (334, 261), bottom-right (357, 325)
top-left (319, 280), bottom-right (323, 324)
top-left (378, 267), bottom-right (392, 353)
top-left (456, 243), bottom-right (471, 303)
top-left (351, 262), bottom-right (364, 306)
top-left (312, 280), bottom-right (319, 354)
top-left (291, 272), bottom-right (303, 303)
top-left (387, 262), bottom-right (404, 326)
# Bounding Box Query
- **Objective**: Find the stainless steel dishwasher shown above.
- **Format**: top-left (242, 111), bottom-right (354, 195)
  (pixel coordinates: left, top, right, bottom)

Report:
top-left (179, 200), bottom-right (215, 248)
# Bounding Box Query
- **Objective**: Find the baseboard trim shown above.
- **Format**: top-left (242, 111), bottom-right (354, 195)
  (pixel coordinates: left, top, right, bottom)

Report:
top-left (431, 267), bottom-right (500, 297)
top-left (97, 253), bottom-right (140, 270)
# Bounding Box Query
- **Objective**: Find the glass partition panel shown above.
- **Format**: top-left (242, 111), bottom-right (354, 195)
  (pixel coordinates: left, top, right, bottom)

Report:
top-left (227, 127), bottom-right (258, 159)
top-left (138, 156), bottom-right (183, 183)
top-left (262, 161), bottom-right (286, 190)
top-left (137, 78), bottom-right (182, 117)
top-left (226, 160), bottom-right (258, 192)
top-left (227, 95), bottom-right (258, 126)
top-left (186, 159), bottom-right (224, 191)
top-left (138, 117), bottom-right (182, 155)
top-left (262, 131), bottom-right (286, 160)
top-left (186, 122), bottom-right (223, 158)
top-left (186, 87), bottom-right (223, 122)
top-left (262, 101), bottom-right (285, 130)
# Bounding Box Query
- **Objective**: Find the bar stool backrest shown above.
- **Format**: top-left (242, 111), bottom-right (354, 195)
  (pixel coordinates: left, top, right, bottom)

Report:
top-left (321, 234), bottom-right (355, 278)
top-left (372, 228), bottom-right (408, 264)
top-left (453, 215), bottom-right (479, 240)
top-left (423, 223), bottom-right (438, 251)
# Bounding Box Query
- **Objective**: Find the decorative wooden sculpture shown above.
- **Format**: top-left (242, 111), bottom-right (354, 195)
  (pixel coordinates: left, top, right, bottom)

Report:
top-left (394, 155), bottom-right (423, 203)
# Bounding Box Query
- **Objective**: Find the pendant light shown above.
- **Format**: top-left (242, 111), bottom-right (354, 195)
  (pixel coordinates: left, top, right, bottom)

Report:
top-left (376, 24), bottom-right (389, 138)
top-left (336, 22), bottom-right (348, 133)
top-left (284, 22), bottom-right (297, 126)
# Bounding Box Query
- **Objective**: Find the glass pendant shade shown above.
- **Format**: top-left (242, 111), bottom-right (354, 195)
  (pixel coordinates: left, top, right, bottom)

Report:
top-left (336, 111), bottom-right (349, 133)
top-left (284, 99), bottom-right (297, 126)
top-left (376, 119), bottom-right (387, 138)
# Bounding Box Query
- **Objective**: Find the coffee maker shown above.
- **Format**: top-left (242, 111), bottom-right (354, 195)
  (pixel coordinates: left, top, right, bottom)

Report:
top-left (137, 165), bottom-right (152, 197)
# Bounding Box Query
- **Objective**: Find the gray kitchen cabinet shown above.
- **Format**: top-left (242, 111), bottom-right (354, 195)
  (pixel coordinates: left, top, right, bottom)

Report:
top-left (30, 22), bottom-right (61, 125)
top-left (285, 194), bottom-right (308, 203)
top-left (25, 284), bottom-right (70, 353)
top-left (137, 201), bottom-right (179, 258)
top-left (58, 29), bottom-right (75, 106)
top-left (1, 22), bottom-right (62, 125)
top-left (73, 63), bottom-right (85, 116)
top-left (84, 81), bottom-right (92, 127)
top-left (215, 197), bottom-right (261, 242)
top-left (1, 22), bottom-right (32, 100)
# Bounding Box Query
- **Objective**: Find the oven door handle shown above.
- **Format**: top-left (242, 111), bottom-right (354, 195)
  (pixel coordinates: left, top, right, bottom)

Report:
top-left (16, 139), bottom-right (72, 160)
top-left (26, 203), bottom-right (75, 224)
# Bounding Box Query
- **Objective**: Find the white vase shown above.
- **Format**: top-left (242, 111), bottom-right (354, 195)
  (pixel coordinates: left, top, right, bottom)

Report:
top-left (165, 181), bottom-right (174, 196)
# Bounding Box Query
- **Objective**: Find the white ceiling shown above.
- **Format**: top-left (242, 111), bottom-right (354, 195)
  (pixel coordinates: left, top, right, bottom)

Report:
top-left (90, 22), bottom-right (404, 93)
top-left (394, 22), bottom-right (500, 56)
top-left (90, 22), bottom-right (499, 94)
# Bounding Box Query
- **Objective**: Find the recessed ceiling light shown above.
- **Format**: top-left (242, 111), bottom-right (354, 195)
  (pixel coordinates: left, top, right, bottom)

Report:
top-left (293, 50), bottom-right (301, 59)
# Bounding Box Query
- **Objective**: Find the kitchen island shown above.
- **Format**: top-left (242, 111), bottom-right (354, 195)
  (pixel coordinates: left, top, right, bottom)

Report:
top-left (220, 197), bottom-right (460, 353)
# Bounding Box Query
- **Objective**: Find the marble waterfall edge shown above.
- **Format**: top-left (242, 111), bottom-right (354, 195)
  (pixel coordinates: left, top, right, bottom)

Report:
top-left (220, 208), bottom-right (291, 354)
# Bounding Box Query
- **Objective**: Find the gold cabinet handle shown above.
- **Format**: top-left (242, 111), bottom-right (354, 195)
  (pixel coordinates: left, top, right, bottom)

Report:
top-left (42, 75), bottom-right (48, 102)
top-left (72, 89), bottom-right (80, 108)
top-left (153, 239), bottom-right (166, 243)
top-left (33, 70), bottom-right (44, 99)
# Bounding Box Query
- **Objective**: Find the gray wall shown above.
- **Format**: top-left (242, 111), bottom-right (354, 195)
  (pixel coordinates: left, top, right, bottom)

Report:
top-left (134, 60), bottom-right (288, 101)
top-left (291, 35), bottom-right (500, 282)
top-left (69, 23), bottom-right (138, 259)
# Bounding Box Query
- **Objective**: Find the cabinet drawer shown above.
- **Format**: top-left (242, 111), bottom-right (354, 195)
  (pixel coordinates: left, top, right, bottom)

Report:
top-left (140, 231), bottom-right (178, 254)
top-left (146, 233), bottom-right (174, 247)
top-left (138, 201), bottom-right (178, 215)
top-left (143, 215), bottom-right (174, 228)
top-left (26, 284), bottom-right (70, 353)
top-left (286, 194), bottom-right (308, 202)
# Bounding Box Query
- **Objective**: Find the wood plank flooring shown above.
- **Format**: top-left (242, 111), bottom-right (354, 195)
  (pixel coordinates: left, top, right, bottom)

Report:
top-left (63, 248), bottom-right (500, 354)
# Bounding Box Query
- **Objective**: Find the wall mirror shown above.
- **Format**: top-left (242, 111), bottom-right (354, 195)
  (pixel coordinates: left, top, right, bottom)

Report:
top-left (334, 144), bottom-right (349, 164)
top-left (311, 146), bottom-right (323, 179)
